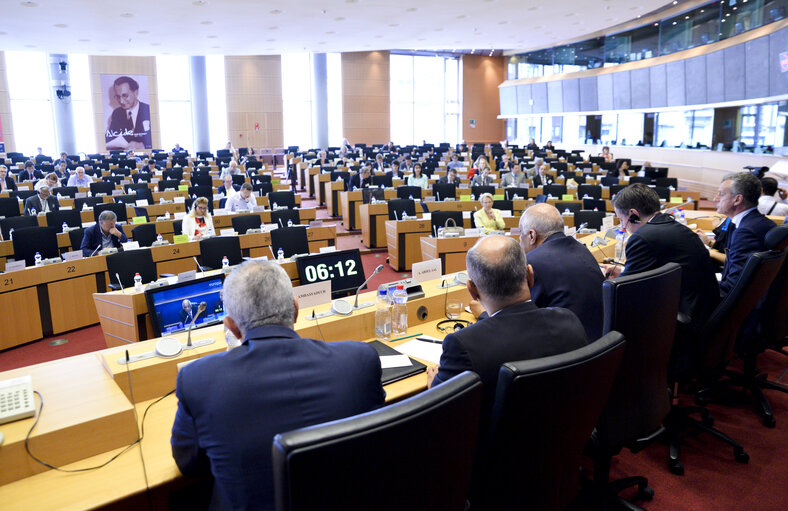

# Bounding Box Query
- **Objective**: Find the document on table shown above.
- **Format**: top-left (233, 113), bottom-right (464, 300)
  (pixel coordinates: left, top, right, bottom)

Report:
top-left (379, 355), bottom-right (413, 369)
top-left (395, 337), bottom-right (444, 365)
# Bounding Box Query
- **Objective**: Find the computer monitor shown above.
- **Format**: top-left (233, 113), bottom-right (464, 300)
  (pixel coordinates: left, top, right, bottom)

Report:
top-left (145, 275), bottom-right (227, 337)
top-left (295, 248), bottom-right (367, 298)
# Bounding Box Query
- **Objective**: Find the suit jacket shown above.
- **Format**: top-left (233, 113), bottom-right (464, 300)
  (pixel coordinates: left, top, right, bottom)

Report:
top-left (80, 222), bottom-right (128, 256)
top-left (433, 300), bottom-right (587, 425)
top-left (386, 169), bottom-right (404, 179)
top-left (217, 184), bottom-right (240, 196)
top-left (622, 213), bottom-right (720, 329)
top-left (439, 176), bottom-right (461, 186)
top-left (501, 172), bottom-right (526, 187)
top-left (23, 194), bottom-right (59, 216)
top-left (171, 325), bottom-right (385, 511)
top-left (528, 232), bottom-right (605, 341)
top-left (532, 174), bottom-right (553, 188)
top-left (720, 208), bottom-right (775, 296)
top-left (18, 169), bottom-right (44, 182)
top-left (470, 174), bottom-right (494, 187)
top-left (0, 176), bottom-right (17, 192)
top-left (107, 101), bottom-right (152, 148)
top-left (348, 173), bottom-right (372, 190)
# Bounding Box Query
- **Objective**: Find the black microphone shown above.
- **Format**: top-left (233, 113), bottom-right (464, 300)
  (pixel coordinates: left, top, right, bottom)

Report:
top-left (186, 301), bottom-right (207, 347)
top-left (353, 264), bottom-right (384, 309)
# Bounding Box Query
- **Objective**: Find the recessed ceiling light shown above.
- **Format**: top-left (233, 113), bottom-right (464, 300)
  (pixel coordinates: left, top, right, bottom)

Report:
top-left (318, 41), bottom-right (326, 44)
top-left (266, 38), bottom-right (276, 42)
top-left (433, 28), bottom-right (443, 31)
top-left (388, 23), bottom-right (398, 27)
top-left (151, 42), bottom-right (161, 46)
top-left (192, 0), bottom-right (207, 5)
top-left (346, 0), bottom-right (358, 3)
top-left (54, 23), bottom-right (67, 28)
top-left (406, 7), bottom-right (417, 12)
top-left (207, 35), bottom-right (218, 38)
top-left (20, 1), bottom-right (37, 6)
top-left (325, 30), bottom-right (334, 34)
top-left (498, 21), bottom-right (507, 25)
top-left (79, 38), bottom-right (90, 42)
top-left (270, 9), bottom-right (282, 14)
top-left (120, 13), bottom-right (133, 18)
top-left (374, 35), bottom-right (383, 38)
top-left (200, 20), bottom-right (212, 25)
top-left (334, 16), bottom-right (345, 21)
top-left (211, 45), bottom-right (220, 48)
top-left (456, 14), bottom-right (466, 19)
top-left (417, 38), bottom-right (426, 41)
top-left (268, 26), bottom-right (278, 30)
top-left (527, 6), bottom-right (538, 11)
top-left (137, 30), bottom-right (149, 34)
top-left (162, 51), bottom-right (170, 55)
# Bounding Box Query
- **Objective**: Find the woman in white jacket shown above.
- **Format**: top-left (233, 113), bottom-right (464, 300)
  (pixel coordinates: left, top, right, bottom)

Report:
top-left (182, 196), bottom-right (214, 240)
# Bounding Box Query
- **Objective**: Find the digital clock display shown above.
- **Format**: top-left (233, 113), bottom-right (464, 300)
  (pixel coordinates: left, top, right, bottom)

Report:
top-left (295, 248), bottom-right (367, 298)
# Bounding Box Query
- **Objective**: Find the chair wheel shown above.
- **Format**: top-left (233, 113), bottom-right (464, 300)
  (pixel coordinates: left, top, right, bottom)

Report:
top-left (638, 485), bottom-right (655, 501)
top-left (734, 448), bottom-right (750, 464)
top-left (763, 416), bottom-right (776, 428)
top-left (669, 459), bottom-right (685, 476)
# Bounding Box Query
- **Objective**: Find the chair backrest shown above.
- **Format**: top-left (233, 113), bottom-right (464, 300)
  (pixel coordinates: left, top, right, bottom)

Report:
top-left (432, 183), bottom-right (456, 201)
top-left (163, 169), bottom-right (183, 181)
top-left (701, 250), bottom-right (786, 372)
top-left (89, 181), bottom-right (115, 195)
top-left (68, 227), bottom-right (85, 251)
top-left (492, 199), bottom-right (513, 212)
top-left (46, 210), bottom-right (82, 232)
top-left (254, 182), bottom-right (274, 196)
top-left (272, 372), bottom-right (482, 511)
top-left (655, 177), bottom-right (678, 189)
top-left (653, 186), bottom-right (671, 201)
top-left (52, 186), bottom-right (78, 198)
top-left (73, 197), bottom-right (104, 211)
top-left (271, 226), bottom-right (310, 257)
top-left (106, 248), bottom-right (157, 288)
top-left (231, 175), bottom-right (246, 186)
top-left (12, 189), bottom-right (38, 202)
top-left (12, 226), bottom-right (59, 265)
top-left (158, 179), bottom-right (181, 191)
top-left (504, 187), bottom-right (529, 200)
top-left (628, 176), bottom-right (652, 185)
top-left (0, 197), bottom-right (21, 218)
top-left (761, 226), bottom-right (788, 342)
top-left (387, 199), bottom-right (416, 220)
top-left (114, 194), bottom-right (138, 205)
top-left (131, 223), bottom-right (158, 247)
top-left (582, 198), bottom-right (607, 212)
top-left (94, 202), bottom-right (128, 223)
top-left (601, 176), bottom-right (619, 187)
top-left (554, 201), bottom-right (582, 214)
top-left (269, 191), bottom-right (296, 209)
top-left (577, 184), bottom-right (602, 199)
top-left (199, 236), bottom-right (243, 269)
top-left (543, 184), bottom-right (567, 198)
top-left (1, 216), bottom-right (38, 241)
top-left (479, 332), bottom-right (626, 511)
top-left (396, 186), bottom-right (421, 200)
top-left (231, 214), bottom-right (263, 234)
top-left (133, 172), bottom-right (152, 183)
top-left (609, 184), bottom-right (626, 197)
top-left (188, 185), bottom-right (214, 200)
top-left (371, 174), bottom-right (392, 188)
top-left (173, 219), bottom-right (183, 236)
top-left (574, 210), bottom-right (606, 230)
top-left (191, 174), bottom-right (213, 187)
top-left (471, 185), bottom-right (495, 198)
top-left (252, 174), bottom-right (273, 184)
top-left (271, 209), bottom-right (301, 228)
top-left (430, 211), bottom-right (464, 237)
top-left (598, 263), bottom-right (681, 447)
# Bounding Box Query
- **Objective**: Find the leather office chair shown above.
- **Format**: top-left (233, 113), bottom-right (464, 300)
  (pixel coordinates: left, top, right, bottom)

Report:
top-left (68, 227), bottom-right (85, 252)
top-left (188, 185), bottom-right (214, 201)
top-left (504, 187), bottom-right (529, 201)
top-left (190, 174), bottom-right (213, 187)
top-left (582, 198), bottom-right (607, 212)
top-left (628, 177), bottom-right (652, 185)
top-left (106, 248), bottom-right (157, 290)
top-left (271, 226), bottom-right (310, 258)
top-left (490, 199), bottom-right (512, 212)
top-left (554, 201), bottom-right (582, 214)
top-left (271, 209), bottom-right (301, 228)
top-left (609, 184), bottom-right (625, 197)
top-left (387, 199), bottom-right (415, 221)
top-left (132, 172), bottom-right (152, 183)
top-left (173, 219), bottom-right (183, 236)
top-left (578, 184), bottom-right (602, 199)
top-left (12, 226), bottom-right (59, 266)
top-left (12, 190), bottom-right (38, 203)
top-left (585, 263), bottom-right (682, 509)
top-left (74, 197), bottom-right (104, 211)
top-left (113, 194), bottom-right (138, 205)
top-left (46, 210), bottom-right (82, 232)
top-left (396, 185), bottom-right (421, 200)
top-left (432, 183), bottom-right (456, 201)
top-left (269, 191), bottom-right (296, 209)
top-left (430, 211), bottom-right (464, 237)
top-left (253, 182), bottom-right (274, 197)
top-left (763, 226), bottom-right (788, 361)
top-left (371, 174), bottom-right (391, 188)
top-left (574, 210), bottom-right (606, 231)
top-left (163, 169), bottom-right (183, 182)
top-left (0, 197), bottom-right (22, 218)
top-left (476, 332), bottom-right (626, 511)
top-left (94, 202), bottom-right (128, 223)
top-left (199, 236), bottom-right (243, 270)
top-left (231, 214), bottom-right (262, 234)
top-left (543, 184), bottom-right (568, 198)
top-left (251, 174), bottom-right (273, 185)
top-left (471, 185), bottom-right (495, 198)
top-left (653, 186), bottom-right (671, 201)
top-left (89, 181), bottom-right (115, 196)
top-left (131, 223), bottom-right (158, 247)
top-left (1, 215), bottom-right (38, 241)
top-left (272, 372), bottom-right (482, 511)
top-left (158, 179), bottom-right (181, 191)
top-left (656, 177), bottom-right (678, 189)
top-left (52, 186), bottom-right (78, 198)
top-left (231, 175), bottom-right (246, 187)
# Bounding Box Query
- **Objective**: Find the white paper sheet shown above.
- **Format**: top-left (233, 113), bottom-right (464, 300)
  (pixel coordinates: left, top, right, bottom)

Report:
top-left (379, 355), bottom-right (413, 369)
top-left (395, 338), bottom-right (444, 365)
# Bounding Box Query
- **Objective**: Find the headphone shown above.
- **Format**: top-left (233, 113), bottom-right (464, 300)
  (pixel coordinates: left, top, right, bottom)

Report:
top-left (436, 319), bottom-right (472, 333)
top-left (628, 213), bottom-right (640, 225)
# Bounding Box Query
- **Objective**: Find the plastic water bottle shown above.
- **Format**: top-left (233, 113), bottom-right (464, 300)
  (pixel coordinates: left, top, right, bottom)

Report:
top-left (678, 208), bottom-right (686, 225)
top-left (391, 284), bottom-right (408, 335)
top-left (408, 194), bottom-right (413, 200)
top-left (8, 228), bottom-right (13, 241)
top-left (374, 285), bottom-right (391, 342)
top-left (222, 256), bottom-right (230, 273)
top-left (156, 234), bottom-right (163, 244)
top-left (272, 202), bottom-right (278, 210)
top-left (615, 230), bottom-right (626, 262)
top-left (277, 247), bottom-right (285, 262)
top-left (207, 227), bottom-right (214, 237)
top-left (34, 252), bottom-right (42, 266)
top-left (134, 273), bottom-right (143, 292)
top-left (31, 208), bottom-right (37, 216)
top-left (563, 208), bottom-right (571, 216)
top-left (82, 202), bottom-right (88, 211)
top-left (62, 222), bottom-right (69, 232)
top-left (164, 211), bottom-right (170, 220)
top-left (287, 219), bottom-right (293, 227)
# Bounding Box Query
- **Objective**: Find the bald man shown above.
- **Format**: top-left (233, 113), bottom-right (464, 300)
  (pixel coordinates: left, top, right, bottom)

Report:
top-left (427, 235), bottom-right (587, 422)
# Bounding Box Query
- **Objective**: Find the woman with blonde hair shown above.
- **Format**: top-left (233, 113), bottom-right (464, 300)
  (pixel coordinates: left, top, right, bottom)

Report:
top-left (182, 196), bottom-right (215, 240)
top-left (473, 193), bottom-right (505, 234)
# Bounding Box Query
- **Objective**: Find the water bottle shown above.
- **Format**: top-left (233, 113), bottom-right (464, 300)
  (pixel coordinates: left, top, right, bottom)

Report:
top-left (374, 285), bottom-right (391, 342)
top-left (156, 234), bottom-right (163, 244)
top-left (164, 211), bottom-right (170, 220)
top-left (62, 222), bottom-right (69, 232)
top-left (207, 227), bottom-right (214, 237)
top-left (563, 208), bottom-right (571, 216)
top-left (402, 211), bottom-right (407, 220)
top-left (287, 219), bottom-right (293, 227)
top-left (34, 252), bottom-right (42, 266)
top-left (154, 185), bottom-right (159, 192)
top-left (408, 194), bottom-right (413, 200)
top-left (678, 208), bottom-right (686, 225)
top-left (272, 202), bottom-right (278, 210)
top-left (277, 247), bottom-right (285, 262)
top-left (82, 202), bottom-right (88, 211)
top-left (8, 228), bottom-right (13, 241)
top-left (134, 273), bottom-right (143, 292)
top-left (391, 284), bottom-right (408, 335)
top-left (222, 256), bottom-right (230, 273)
top-left (31, 208), bottom-right (37, 216)
top-left (615, 230), bottom-right (626, 262)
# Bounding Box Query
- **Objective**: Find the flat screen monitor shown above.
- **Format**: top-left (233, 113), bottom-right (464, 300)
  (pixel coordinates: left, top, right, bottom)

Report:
top-left (145, 275), bottom-right (226, 337)
top-left (295, 248), bottom-right (367, 298)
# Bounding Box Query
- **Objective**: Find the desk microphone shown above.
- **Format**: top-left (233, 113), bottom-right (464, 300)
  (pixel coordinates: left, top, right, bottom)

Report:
top-left (115, 273), bottom-right (125, 294)
top-left (278, 218), bottom-right (284, 228)
top-left (186, 301), bottom-right (207, 347)
top-left (353, 264), bottom-right (384, 309)
top-left (193, 256), bottom-right (204, 273)
top-left (662, 199), bottom-right (694, 213)
top-left (89, 244), bottom-right (102, 257)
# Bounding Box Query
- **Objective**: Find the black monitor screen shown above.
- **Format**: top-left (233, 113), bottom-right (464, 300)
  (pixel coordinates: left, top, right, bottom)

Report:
top-left (145, 275), bottom-right (226, 337)
top-left (295, 248), bottom-right (367, 298)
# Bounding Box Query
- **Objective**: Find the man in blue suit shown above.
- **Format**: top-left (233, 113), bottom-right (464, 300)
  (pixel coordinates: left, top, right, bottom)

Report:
top-left (171, 260), bottom-right (385, 511)
top-left (713, 172), bottom-right (775, 296)
top-left (80, 210), bottom-right (128, 256)
top-left (105, 75), bottom-right (152, 149)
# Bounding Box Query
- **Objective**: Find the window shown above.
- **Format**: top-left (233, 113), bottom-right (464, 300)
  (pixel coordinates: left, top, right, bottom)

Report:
top-left (561, 115), bottom-right (587, 146)
top-left (206, 55), bottom-right (229, 154)
top-left (600, 114), bottom-right (618, 144)
top-left (281, 53), bottom-right (313, 149)
top-left (689, 109), bottom-right (714, 148)
top-left (156, 56), bottom-right (193, 153)
top-left (68, 54), bottom-right (95, 155)
top-left (739, 103), bottom-right (787, 148)
top-left (616, 112), bottom-right (645, 146)
top-left (655, 111), bottom-right (693, 147)
top-left (5, 51), bottom-right (56, 155)
top-left (326, 53), bottom-right (343, 148)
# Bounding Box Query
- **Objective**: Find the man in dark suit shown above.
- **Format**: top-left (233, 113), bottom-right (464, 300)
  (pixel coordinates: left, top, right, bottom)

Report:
top-left (348, 165), bottom-right (372, 189)
top-left (105, 75), bottom-right (152, 149)
top-left (80, 210), bottom-right (128, 256)
top-left (427, 235), bottom-right (587, 423)
top-left (217, 174), bottom-right (240, 197)
top-left (532, 163), bottom-right (554, 188)
top-left (0, 165), bottom-right (17, 192)
top-left (386, 160), bottom-right (404, 180)
top-left (519, 203), bottom-right (604, 341)
top-left (439, 167), bottom-right (462, 186)
top-left (24, 185), bottom-right (60, 215)
top-left (171, 261), bottom-right (384, 510)
top-left (18, 161), bottom-right (43, 182)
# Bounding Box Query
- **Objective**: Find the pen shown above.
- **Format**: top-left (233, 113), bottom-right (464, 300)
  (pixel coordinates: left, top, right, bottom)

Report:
top-left (390, 333), bottom-right (422, 342)
top-left (416, 337), bottom-right (442, 344)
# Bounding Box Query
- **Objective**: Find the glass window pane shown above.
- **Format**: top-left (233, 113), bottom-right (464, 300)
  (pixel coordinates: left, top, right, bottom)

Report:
top-left (206, 55), bottom-right (228, 153)
top-left (6, 51), bottom-right (56, 155)
top-left (281, 53), bottom-right (313, 149)
top-left (156, 56), bottom-right (192, 152)
top-left (600, 114), bottom-right (618, 144)
top-left (605, 24), bottom-right (660, 63)
top-left (158, 102), bottom-right (193, 154)
top-left (690, 108), bottom-right (714, 148)
top-left (68, 54), bottom-right (95, 154)
top-left (617, 112), bottom-right (644, 146)
top-left (390, 54), bottom-right (415, 145)
top-left (656, 111), bottom-right (692, 147)
top-left (156, 56), bottom-right (191, 101)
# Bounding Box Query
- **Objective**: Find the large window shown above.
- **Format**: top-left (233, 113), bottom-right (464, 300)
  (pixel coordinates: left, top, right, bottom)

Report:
top-left (156, 56), bottom-right (193, 153)
top-left (5, 51), bottom-right (56, 156)
top-left (739, 103), bottom-right (787, 148)
top-left (617, 112), bottom-right (645, 146)
top-left (68, 54), bottom-right (95, 155)
top-left (281, 53), bottom-right (313, 149)
top-left (327, 53), bottom-right (343, 148)
top-left (390, 54), bottom-right (461, 146)
top-left (206, 55), bottom-right (228, 153)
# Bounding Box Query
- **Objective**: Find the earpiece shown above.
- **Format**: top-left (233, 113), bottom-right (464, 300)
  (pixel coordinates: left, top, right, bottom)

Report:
top-left (628, 213), bottom-right (640, 224)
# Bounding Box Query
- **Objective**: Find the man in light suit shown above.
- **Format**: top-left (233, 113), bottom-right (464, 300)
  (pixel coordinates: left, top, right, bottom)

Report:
top-left (501, 164), bottom-right (527, 187)
top-left (171, 260), bottom-right (384, 510)
top-left (24, 184), bottom-right (60, 215)
top-left (106, 75), bottom-right (152, 150)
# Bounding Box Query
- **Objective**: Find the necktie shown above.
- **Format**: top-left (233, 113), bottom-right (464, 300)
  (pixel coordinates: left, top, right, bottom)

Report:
top-left (127, 111), bottom-right (133, 130)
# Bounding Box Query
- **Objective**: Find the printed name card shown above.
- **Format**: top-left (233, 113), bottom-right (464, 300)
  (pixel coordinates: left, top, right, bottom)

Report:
top-left (464, 228), bottom-right (481, 237)
top-left (62, 250), bottom-right (83, 261)
top-left (601, 215), bottom-right (615, 231)
top-left (121, 241), bottom-right (140, 251)
top-left (564, 226), bottom-right (577, 237)
top-left (174, 212), bottom-right (186, 220)
top-left (500, 210), bottom-right (513, 218)
top-left (670, 197), bottom-right (683, 204)
top-left (294, 280), bottom-right (332, 309)
top-left (412, 258), bottom-right (442, 283)
top-left (135, 199), bottom-right (149, 206)
top-left (178, 270), bottom-right (196, 282)
top-left (178, 185), bottom-right (188, 192)
top-left (174, 196), bottom-right (186, 203)
top-left (220, 228), bottom-right (236, 236)
top-left (5, 260), bottom-right (27, 272)
top-left (460, 195), bottom-right (472, 202)
top-left (562, 194), bottom-right (574, 201)
top-left (462, 211), bottom-right (471, 219)
top-left (319, 246), bottom-right (337, 253)
top-left (309, 220), bottom-right (324, 228)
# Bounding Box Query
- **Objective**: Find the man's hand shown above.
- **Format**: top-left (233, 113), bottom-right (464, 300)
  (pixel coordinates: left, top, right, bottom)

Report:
top-left (468, 298), bottom-right (485, 319)
top-left (426, 366), bottom-right (439, 388)
top-left (600, 264), bottom-right (622, 279)
top-left (109, 226), bottom-right (123, 238)
top-left (694, 228), bottom-right (712, 248)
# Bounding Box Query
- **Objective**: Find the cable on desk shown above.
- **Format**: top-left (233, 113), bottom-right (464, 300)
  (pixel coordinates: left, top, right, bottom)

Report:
top-left (312, 309), bottom-right (326, 341)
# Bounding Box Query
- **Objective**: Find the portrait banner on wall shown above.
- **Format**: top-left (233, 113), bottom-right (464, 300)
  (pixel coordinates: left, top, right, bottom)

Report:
top-left (102, 73), bottom-right (152, 150)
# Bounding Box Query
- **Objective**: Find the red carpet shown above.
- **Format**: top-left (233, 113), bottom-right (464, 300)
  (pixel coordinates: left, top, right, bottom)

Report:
top-left (0, 325), bottom-right (107, 372)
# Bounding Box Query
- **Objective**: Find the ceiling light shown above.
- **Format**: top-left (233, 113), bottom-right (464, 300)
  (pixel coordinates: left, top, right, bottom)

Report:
top-left (672, 1), bottom-right (677, 4)
top-left (120, 13), bottom-right (133, 18)
top-left (78, 38), bottom-right (90, 42)
top-left (24, 44), bottom-right (36, 48)
top-left (54, 23), bottom-right (67, 28)
top-left (137, 30), bottom-right (149, 34)
top-left (672, 21), bottom-right (677, 25)
top-left (733, 6), bottom-right (737, 10)
top-left (192, 0), bottom-right (207, 5)
top-left (685, 15), bottom-right (690, 19)
top-left (456, 14), bottom-right (466, 19)
top-left (270, 9), bottom-right (282, 14)
top-left (388, 23), bottom-right (398, 27)
top-left (20, 1), bottom-right (37, 6)
top-left (200, 21), bottom-right (212, 25)
top-left (406, 7), bottom-right (417, 12)
top-left (268, 26), bottom-right (278, 30)
top-left (334, 17), bottom-right (345, 21)
top-left (207, 35), bottom-right (218, 38)
top-left (700, 9), bottom-right (705, 13)
top-left (151, 43), bottom-right (161, 46)
top-left (266, 38), bottom-right (276, 42)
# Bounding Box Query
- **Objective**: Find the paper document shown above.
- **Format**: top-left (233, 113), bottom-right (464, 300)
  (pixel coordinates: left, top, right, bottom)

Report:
top-left (396, 338), bottom-right (444, 365)
top-left (380, 355), bottom-right (413, 369)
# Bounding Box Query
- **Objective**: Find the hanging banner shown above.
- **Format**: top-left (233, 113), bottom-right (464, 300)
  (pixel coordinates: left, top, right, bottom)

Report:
top-left (102, 74), bottom-right (152, 150)
top-left (0, 114), bottom-right (4, 153)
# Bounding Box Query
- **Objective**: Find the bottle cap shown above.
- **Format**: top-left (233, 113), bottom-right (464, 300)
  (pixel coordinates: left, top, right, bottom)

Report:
top-left (396, 284), bottom-right (404, 290)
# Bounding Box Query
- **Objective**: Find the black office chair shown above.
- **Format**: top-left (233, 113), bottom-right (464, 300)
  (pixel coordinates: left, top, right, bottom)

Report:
top-left (231, 175), bottom-right (246, 187)
top-left (188, 185), bottom-right (214, 200)
top-left (653, 186), bottom-right (671, 201)
top-left (12, 226), bottom-right (59, 266)
top-left (629, 177), bottom-right (652, 185)
top-left (430, 211), bottom-right (464, 237)
top-left (601, 176), bottom-right (620, 187)
top-left (475, 332), bottom-right (626, 510)
top-left (199, 236), bottom-right (243, 270)
top-left (133, 172), bottom-right (153, 183)
top-left (0, 197), bottom-right (21, 218)
top-left (543, 184), bottom-right (568, 198)
top-left (554, 201), bottom-right (582, 214)
top-left (396, 186), bottom-right (422, 200)
top-left (11, 189), bottom-right (38, 203)
top-left (504, 187), bottom-right (529, 201)
top-left (656, 177), bottom-right (678, 189)
top-left (133, 187), bottom-right (154, 205)
top-left (1, 215), bottom-right (38, 241)
top-left (89, 181), bottom-right (115, 196)
top-left (251, 174), bottom-right (273, 185)
top-left (271, 209), bottom-right (301, 228)
top-left (106, 249), bottom-right (157, 290)
top-left (68, 227), bottom-right (85, 252)
top-left (46, 210), bottom-right (82, 232)
top-left (371, 174), bottom-right (391, 188)
top-left (114, 194), bottom-right (138, 205)
top-left (231, 214), bottom-right (262, 235)
top-left (387, 199), bottom-right (416, 221)
top-left (583, 198), bottom-right (607, 212)
top-left (253, 182), bottom-right (274, 197)
top-left (163, 169), bottom-right (183, 181)
top-left (574, 210), bottom-right (606, 231)
top-left (432, 183), bottom-right (456, 201)
top-left (492, 199), bottom-right (513, 212)
top-left (272, 372), bottom-right (482, 511)
top-left (578, 184), bottom-right (602, 199)
top-left (269, 191), bottom-right (296, 209)
top-left (190, 174), bottom-right (213, 187)
top-left (131, 223), bottom-right (158, 247)
top-left (52, 186), bottom-right (78, 198)
top-left (271, 226), bottom-right (310, 258)
top-left (94, 202), bottom-right (128, 223)
top-left (585, 263), bottom-right (682, 510)
top-left (173, 219), bottom-right (183, 236)
top-left (471, 185), bottom-right (495, 198)
top-left (158, 179), bottom-right (181, 191)
top-left (73, 197), bottom-right (104, 211)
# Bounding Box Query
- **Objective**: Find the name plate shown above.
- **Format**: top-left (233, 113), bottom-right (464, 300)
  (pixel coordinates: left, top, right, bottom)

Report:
top-left (319, 246), bottom-right (337, 253)
top-left (62, 250), bottom-right (83, 261)
top-left (5, 260), bottom-right (27, 272)
top-left (220, 228), bottom-right (236, 236)
top-left (178, 270), bottom-right (197, 282)
top-left (135, 199), bottom-right (149, 206)
top-left (293, 281), bottom-right (332, 309)
top-left (462, 211), bottom-right (471, 219)
top-left (412, 258), bottom-right (442, 283)
top-left (464, 228), bottom-right (481, 237)
top-left (174, 196), bottom-right (186, 203)
top-left (121, 241), bottom-right (141, 251)
top-left (601, 215), bottom-right (614, 231)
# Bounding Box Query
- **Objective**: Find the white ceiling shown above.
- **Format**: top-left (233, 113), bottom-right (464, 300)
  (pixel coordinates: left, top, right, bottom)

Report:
top-left (0, 0), bottom-right (670, 56)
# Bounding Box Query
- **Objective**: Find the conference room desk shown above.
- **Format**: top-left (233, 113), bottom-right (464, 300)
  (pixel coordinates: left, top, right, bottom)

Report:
top-left (0, 276), bottom-right (471, 510)
top-left (420, 233), bottom-right (519, 274)
top-left (212, 193), bottom-right (301, 211)
top-left (210, 208), bottom-right (318, 230)
top-left (313, 172), bottom-right (331, 206)
top-left (360, 203), bottom-right (389, 248)
top-left (341, 190), bottom-right (396, 230)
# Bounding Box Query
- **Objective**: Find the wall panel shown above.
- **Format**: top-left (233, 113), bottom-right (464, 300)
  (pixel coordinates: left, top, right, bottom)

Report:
top-left (666, 61), bottom-right (686, 107)
top-left (578, 76), bottom-right (598, 111)
top-left (649, 64), bottom-right (667, 108)
top-left (531, 82), bottom-right (549, 114)
top-left (547, 80), bottom-right (563, 112)
top-left (462, 55), bottom-right (506, 143)
top-left (723, 45), bottom-right (746, 102)
top-left (706, 50), bottom-right (725, 104)
top-left (769, 29), bottom-right (788, 97)
top-left (562, 78), bottom-right (580, 112)
top-left (597, 73), bottom-right (614, 111)
top-left (685, 55), bottom-right (707, 105)
top-left (499, 83), bottom-right (517, 115)
top-left (630, 68), bottom-right (651, 109)
top-left (0, 52), bottom-right (14, 152)
top-left (342, 51), bottom-right (390, 145)
top-left (224, 55), bottom-right (283, 149)
top-left (745, 37), bottom-right (770, 100)
top-left (517, 84), bottom-right (532, 115)
top-left (612, 71), bottom-right (631, 110)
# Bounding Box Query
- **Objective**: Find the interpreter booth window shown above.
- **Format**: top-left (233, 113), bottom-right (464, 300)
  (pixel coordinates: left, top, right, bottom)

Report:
top-left (616, 112), bottom-right (645, 146)
top-left (740, 104), bottom-right (787, 149)
top-left (156, 56), bottom-right (194, 154)
top-left (689, 109), bottom-right (715, 148)
top-left (660, 2), bottom-right (722, 56)
top-left (600, 114), bottom-right (618, 145)
top-left (67, 54), bottom-right (96, 155)
top-left (561, 115), bottom-right (587, 146)
top-left (6, 51), bottom-right (57, 155)
top-left (281, 53), bottom-right (313, 150)
top-left (515, 117), bottom-right (544, 146)
top-left (206, 55), bottom-right (229, 153)
top-left (605, 24), bottom-right (660, 63)
top-left (655, 111), bottom-right (693, 147)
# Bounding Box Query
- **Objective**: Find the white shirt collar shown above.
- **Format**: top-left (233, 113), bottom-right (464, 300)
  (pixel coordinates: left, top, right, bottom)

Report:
top-left (731, 206), bottom-right (757, 227)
